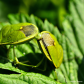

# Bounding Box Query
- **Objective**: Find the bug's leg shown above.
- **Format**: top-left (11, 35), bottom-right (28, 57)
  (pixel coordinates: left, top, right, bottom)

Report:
top-left (51, 69), bottom-right (58, 81)
top-left (13, 45), bottom-right (19, 65)
top-left (12, 45), bottom-right (47, 71)
top-left (18, 56), bottom-right (47, 71)
top-left (7, 45), bottom-right (14, 62)
top-left (35, 56), bottom-right (47, 71)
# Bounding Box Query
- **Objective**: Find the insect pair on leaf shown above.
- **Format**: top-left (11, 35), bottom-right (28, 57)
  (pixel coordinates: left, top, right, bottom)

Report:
top-left (0, 23), bottom-right (63, 70)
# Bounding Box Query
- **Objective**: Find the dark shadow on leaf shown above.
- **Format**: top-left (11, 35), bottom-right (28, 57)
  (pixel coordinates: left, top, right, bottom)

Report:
top-left (0, 45), bottom-right (9, 63)
top-left (0, 46), bottom-right (56, 79)
top-left (78, 57), bottom-right (84, 84)
top-left (17, 53), bottom-right (56, 78)
top-left (0, 68), bottom-right (20, 74)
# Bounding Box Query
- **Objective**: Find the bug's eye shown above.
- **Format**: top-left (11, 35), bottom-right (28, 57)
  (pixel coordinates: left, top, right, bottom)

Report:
top-left (20, 25), bottom-right (37, 37)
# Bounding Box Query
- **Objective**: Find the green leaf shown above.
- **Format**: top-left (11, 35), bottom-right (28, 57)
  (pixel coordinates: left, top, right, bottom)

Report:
top-left (62, 0), bottom-right (84, 83)
top-left (0, 73), bottom-right (61, 84)
top-left (0, 63), bottom-right (26, 74)
top-left (62, 0), bottom-right (84, 62)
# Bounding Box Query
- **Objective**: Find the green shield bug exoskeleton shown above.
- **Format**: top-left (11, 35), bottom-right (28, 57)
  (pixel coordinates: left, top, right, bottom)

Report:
top-left (37, 31), bottom-right (63, 68)
top-left (0, 23), bottom-right (38, 45)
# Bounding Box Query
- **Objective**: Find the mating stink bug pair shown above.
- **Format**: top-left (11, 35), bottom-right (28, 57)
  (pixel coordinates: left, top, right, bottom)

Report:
top-left (0, 23), bottom-right (63, 69)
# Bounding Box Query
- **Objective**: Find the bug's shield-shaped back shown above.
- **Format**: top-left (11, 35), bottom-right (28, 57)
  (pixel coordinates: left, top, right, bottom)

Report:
top-left (38, 31), bottom-right (63, 68)
top-left (0, 23), bottom-right (38, 45)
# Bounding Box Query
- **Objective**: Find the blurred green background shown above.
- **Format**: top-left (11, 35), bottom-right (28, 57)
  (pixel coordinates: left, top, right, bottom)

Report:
top-left (0, 0), bottom-right (69, 28)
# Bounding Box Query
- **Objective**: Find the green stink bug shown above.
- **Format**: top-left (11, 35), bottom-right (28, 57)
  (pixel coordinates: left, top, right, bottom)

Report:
top-left (38, 31), bottom-right (63, 68)
top-left (0, 23), bottom-right (63, 69)
top-left (0, 23), bottom-right (38, 45)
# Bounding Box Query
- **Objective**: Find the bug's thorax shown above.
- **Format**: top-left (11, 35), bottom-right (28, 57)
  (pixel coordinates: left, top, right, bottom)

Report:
top-left (42, 33), bottom-right (54, 47)
top-left (19, 25), bottom-right (36, 37)
top-left (39, 33), bottom-right (55, 60)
